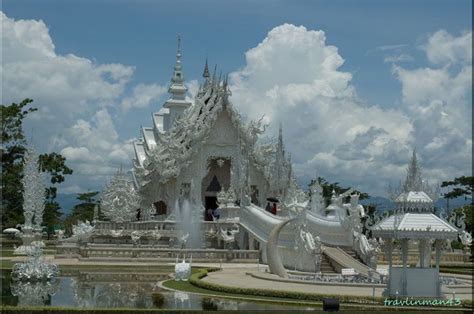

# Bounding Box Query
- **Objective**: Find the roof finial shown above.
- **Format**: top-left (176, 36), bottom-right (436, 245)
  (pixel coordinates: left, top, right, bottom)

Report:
top-left (203, 58), bottom-right (210, 78)
top-left (177, 34), bottom-right (181, 58)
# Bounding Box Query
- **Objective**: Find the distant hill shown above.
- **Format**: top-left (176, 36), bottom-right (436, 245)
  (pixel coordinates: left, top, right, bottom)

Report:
top-left (56, 193), bottom-right (81, 218)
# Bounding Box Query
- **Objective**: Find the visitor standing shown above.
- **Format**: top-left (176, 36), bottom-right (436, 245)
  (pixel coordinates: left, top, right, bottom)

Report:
top-left (206, 208), bottom-right (213, 221)
top-left (212, 207), bottom-right (221, 221)
top-left (272, 203), bottom-right (277, 215)
top-left (136, 208), bottom-right (141, 221)
top-left (265, 202), bottom-right (271, 212)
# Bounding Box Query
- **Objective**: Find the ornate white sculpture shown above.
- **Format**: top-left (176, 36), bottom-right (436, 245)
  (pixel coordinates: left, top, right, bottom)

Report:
top-left (15, 145), bottom-right (46, 255)
top-left (148, 226), bottom-right (162, 247)
top-left (217, 187), bottom-right (237, 207)
top-left (21, 145), bottom-right (46, 229)
top-left (131, 231), bottom-right (142, 246)
top-left (174, 255), bottom-right (192, 281)
top-left (66, 220), bottom-right (94, 245)
top-left (460, 230), bottom-right (472, 246)
top-left (11, 280), bottom-right (60, 306)
top-left (101, 168), bottom-right (140, 223)
top-left (11, 242), bottom-right (59, 281)
top-left (217, 224), bottom-right (240, 246)
top-left (309, 180), bottom-right (325, 214)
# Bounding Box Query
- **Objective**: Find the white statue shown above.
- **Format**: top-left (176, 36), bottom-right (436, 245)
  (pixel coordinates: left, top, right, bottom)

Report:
top-left (174, 255), bottom-right (192, 281)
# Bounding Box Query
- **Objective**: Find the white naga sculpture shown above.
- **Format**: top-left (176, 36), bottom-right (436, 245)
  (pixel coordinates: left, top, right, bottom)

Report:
top-left (266, 218), bottom-right (297, 278)
top-left (101, 168), bottom-right (140, 223)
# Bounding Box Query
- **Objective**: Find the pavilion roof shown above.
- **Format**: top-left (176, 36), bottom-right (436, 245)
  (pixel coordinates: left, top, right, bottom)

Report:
top-left (395, 191), bottom-right (433, 203)
top-left (372, 213), bottom-right (458, 239)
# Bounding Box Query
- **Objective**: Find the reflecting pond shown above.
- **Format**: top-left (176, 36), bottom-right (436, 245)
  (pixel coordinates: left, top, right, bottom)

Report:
top-left (1, 270), bottom-right (318, 310)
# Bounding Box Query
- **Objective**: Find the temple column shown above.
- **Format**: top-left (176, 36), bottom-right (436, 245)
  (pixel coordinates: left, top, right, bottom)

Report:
top-left (434, 239), bottom-right (442, 270)
top-left (434, 239), bottom-right (443, 297)
top-left (385, 238), bottom-right (393, 270)
top-left (249, 235), bottom-right (255, 250)
top-left (401, 238), bottom-right (409, 296)
top-left (419, 239), bottom-right (425, 267)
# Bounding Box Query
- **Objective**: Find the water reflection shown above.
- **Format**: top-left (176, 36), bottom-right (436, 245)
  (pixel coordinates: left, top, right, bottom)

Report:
top-left (10, 280), bottom-right (60, 306)
top-left (71, 278), bottom-right (155, 308)
top-left (2, 270), bottom-right (318, 310)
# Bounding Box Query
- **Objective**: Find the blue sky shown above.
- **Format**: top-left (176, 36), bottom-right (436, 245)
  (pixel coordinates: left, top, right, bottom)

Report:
top-left (2, 0), bottom-right (472, 197)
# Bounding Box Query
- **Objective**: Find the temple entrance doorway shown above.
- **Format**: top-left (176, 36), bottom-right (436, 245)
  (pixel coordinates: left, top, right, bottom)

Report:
top-left (202, 157), bottom-right (231, 221)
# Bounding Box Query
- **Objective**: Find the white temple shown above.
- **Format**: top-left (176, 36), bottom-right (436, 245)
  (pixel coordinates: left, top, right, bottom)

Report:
top-left (59, 38), bottom-right (404, 277)
top-left (131, 36), bottom-right (293, 219)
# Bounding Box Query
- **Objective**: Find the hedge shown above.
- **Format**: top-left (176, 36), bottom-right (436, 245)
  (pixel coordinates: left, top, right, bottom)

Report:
top-left (189, 268), bottom-right (473, 309)
top-left (0, 306), bottom-right (212, 314)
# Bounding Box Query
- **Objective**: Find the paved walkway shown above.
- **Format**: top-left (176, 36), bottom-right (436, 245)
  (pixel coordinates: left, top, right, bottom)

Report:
top-left (203, 267), bottom-right (473, 301)
top-left (203, 267), bottom-right (386, 297)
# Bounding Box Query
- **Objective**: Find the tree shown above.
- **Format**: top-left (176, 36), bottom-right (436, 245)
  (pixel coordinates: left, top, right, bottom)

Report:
top-left (441, 176), bottom-right (473, 200)
top-left (64, 192), bottom-right (100, 235)
top-left (441, 176), bottom-right (473, 213)
top-left (1, 99), bottom-right (37, 227)
top-left (1, 99), bottom-right (73, 230)
top-left (39, 153), bottom-right (73, 237)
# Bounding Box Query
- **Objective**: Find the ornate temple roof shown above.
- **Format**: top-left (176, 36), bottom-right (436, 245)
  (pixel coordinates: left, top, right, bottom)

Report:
top-left (372, 213), bottom-right (458, 239)
top-left (371, 150), bottom-right (460, 240)
top-left (395, 191), bottom-right (433, 203)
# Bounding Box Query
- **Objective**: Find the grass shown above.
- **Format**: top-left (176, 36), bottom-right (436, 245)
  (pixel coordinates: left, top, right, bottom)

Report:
top-left (1, 305), bottom-right (237, 313)
top-left (440, 264), bottom-right (473, 275)
top-left (163, 277), bottom-right (324, 307)
top-left (162, 268), bottom-right (472, 311)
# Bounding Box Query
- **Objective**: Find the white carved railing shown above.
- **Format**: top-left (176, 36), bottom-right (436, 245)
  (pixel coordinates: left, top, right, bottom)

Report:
top-left (56, 246), bottom-right (259, 262)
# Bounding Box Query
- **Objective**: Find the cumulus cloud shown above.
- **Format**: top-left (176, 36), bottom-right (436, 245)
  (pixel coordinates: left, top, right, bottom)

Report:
top-left (3, 12), bottom-right (471, 198)
top-left (394, 30), bottom-right (472, 184)
top-left (424, 30), bottom-right (472, 65)
top-left (120, 83), bottom-right (167, 111)
top-left (230, 24), bottom-right (414, 195)
top-left (1, 12), bottom-right (136, 192)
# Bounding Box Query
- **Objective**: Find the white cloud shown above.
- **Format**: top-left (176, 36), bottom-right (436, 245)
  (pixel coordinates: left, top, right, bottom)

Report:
top-left (60, 185), bottom-right (86, 195)
top-left (120, 83), bottom-right (167, 111)
top-left (394, 30), bottom-right (472, 184)
top-left (185, 79), bottom-right (199, 103)
top-left (425, 30), bottom-right (472, 65)
top-left (1, 12), bottom-right (136, 192)
top-left (230, 24), bottom-right (414, 195)
top-left (376, 44), bottom-right (408, 51)
top-left (3, 12), bottom-right (471, 198)
top-left (384, 53), bottom-right (414, 63)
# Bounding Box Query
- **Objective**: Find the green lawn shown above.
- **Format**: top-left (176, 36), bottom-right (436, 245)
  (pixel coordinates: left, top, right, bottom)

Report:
top-left (163, 278), bottom-right (324, 307)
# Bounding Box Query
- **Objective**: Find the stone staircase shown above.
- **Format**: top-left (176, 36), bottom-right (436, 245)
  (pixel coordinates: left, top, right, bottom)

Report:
top-left (320, 253), bottom-right (337, 274)
top-left (340, 247), bottom-right (365, 264)
top-left (323, 245), bottom-right (371, 277)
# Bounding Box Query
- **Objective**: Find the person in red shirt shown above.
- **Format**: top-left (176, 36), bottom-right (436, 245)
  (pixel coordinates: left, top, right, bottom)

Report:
top-left (271, 203), bottom-right (277, 215)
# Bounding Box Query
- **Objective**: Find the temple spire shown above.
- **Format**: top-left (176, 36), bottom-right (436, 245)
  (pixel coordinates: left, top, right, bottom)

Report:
top-left (404, 149), bottom-right (423, 192)
top-left (163, 35), bottom-right (191, 130)
top-left (277, 123), bottom-right (285, 155)
top-left (171, 35), bottom-right (184, 86)
top-left (203, 58), bottom-right (210, 78)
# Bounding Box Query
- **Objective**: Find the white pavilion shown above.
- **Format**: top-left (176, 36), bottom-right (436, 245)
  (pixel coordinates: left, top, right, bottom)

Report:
top-left (371, 151), bottom-right (471, 297)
